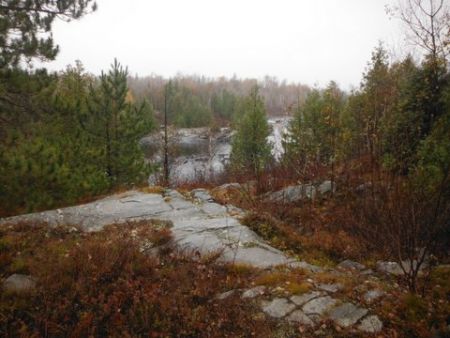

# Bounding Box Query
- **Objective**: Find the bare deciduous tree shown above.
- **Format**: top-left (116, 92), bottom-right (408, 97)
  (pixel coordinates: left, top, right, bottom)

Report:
top-left (388, 0), bottom-right (450, 59)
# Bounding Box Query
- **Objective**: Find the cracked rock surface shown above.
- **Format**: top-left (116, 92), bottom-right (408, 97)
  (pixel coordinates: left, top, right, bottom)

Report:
top-left (1, 187), bottom-right (384, 334)
top-left (1, 189), bottom-right (297, 268)
top-left (218, 285), bottom-right (383, 334)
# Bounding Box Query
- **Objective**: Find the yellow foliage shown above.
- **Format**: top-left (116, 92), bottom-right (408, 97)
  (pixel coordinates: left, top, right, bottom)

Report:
top-left (125, 90), bottom-right (134, 103)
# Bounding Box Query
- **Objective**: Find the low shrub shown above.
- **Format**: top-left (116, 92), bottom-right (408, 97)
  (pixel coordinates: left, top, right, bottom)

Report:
top-left (0, 221), bottom-right (274, 337)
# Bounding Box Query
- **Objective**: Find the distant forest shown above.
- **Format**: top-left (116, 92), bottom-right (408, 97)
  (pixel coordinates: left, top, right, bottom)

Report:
top-left (127, 74), bottom-right (311, 126)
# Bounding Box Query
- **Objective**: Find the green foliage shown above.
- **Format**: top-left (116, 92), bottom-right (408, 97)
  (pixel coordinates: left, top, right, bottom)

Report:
top-left (359, 44), bottom-right (394, 163)
top-left (0, 60), bottom-right (154, 216)
top-left (83, 59), bottom-right (154, 186)
top-left (340, 91), bottom-right (366, 159)
top-left (413, 85), bottom-right (450, 199)
top-left (166, 81), bottom-right (213, 127)
top-left (211, 89), bottom-right (238, 120)
top-left (284, 82), bottom-right (344, 170)
top-left (382, 56), bottom-right (448, 173)
top-left (0, 65), bottom-right (107, 214)
top-left (230, 86), bottom-right (271, 177)
top-left (0, 130), bottom-right (107, 213)
top-left (0, 0), bottom-right (97, 68)
top-left (0, 67), bottom-right (56, 131)
top-left (380, 56), bottom-right (419, 172)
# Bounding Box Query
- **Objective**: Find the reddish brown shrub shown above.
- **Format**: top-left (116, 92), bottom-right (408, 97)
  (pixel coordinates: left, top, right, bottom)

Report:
top-left (0, 221), bottom-right (274, 337)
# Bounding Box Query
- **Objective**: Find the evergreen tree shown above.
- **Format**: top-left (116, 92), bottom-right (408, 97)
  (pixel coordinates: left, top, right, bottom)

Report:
top-left (340, 91), bottom-right (366, 159)
top-left (360, 44), bottom-right (393, 164)
top-left (83, 59), bottom-right (154, 186)
top-left (0, 64), bottom-right (108, 215)
top-left (284, 82), bottom-right (344, 178)
top-left (0, 0), bottom-right (97, 68)
top-left (167, 83), bottom-right (212, 127)
top-left (322, 81), bottom-right (344, 190)
top-left (230, 86), bottom-right (271, 181)
top-left (284, 89), bottom-right (323, 170)
top-left (211, 89), bottom-right (238, 120)
top-left (382, 55), bottom-right (448, 173)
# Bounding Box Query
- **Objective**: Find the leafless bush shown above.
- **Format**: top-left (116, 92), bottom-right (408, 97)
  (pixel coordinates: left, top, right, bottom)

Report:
top-left (347, 176), bottom-right (449, 292)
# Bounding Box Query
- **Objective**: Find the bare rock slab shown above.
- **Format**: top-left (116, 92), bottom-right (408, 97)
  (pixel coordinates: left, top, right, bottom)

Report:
top-left (358, 315), bottom-right (383, 333)
top-left (191, 189), bottom-right (214, 202)
top-left (287, 310), bottom-right (315, 326)
top-left (221, 246), bottom-right (290, 268)
top-left (302, 296), bottom-right (337, 316)
top-left (363, 290), bottom-right (385, 303)
top-left (1, 189), bottom-right (296, 269)
top-left (262, 298), bottom-right (296, 318)
top-left (201, 202), bottom-right (227, 216)
top-left (242, 286), bottom-right (266, 299)
top-left (216, 290), bottom-right (237, 300)
top-left (290, 291), bottom-right (323, 306)
top-left (329, 303), bottom-right (368, 327)
top-left (317, 283), bottom-right (343, 293)
top-left (288, 260), bottom-right (324, 273)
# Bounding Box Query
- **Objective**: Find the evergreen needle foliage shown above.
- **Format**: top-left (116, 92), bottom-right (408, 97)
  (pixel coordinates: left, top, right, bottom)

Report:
top-left (230, 86), bottom-right (272, 181)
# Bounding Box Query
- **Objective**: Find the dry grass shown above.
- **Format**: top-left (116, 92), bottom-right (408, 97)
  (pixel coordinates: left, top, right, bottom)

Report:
top-left (139, 185), bottom-right (166, 194)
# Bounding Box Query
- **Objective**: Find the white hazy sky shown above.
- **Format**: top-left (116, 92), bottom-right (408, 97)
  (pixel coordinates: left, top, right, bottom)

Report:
top-left (42, 0), bottom-right (406, 89)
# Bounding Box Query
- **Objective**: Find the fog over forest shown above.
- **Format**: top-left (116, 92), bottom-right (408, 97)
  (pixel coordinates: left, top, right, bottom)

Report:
top-left (42, 0), bottom-right (405, 89)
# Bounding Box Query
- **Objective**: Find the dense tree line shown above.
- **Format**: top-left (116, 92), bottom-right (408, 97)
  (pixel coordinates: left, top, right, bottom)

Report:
top-left (283, 42), bottom-right (449, 187)
top-left (0, 60), bottom-right (154, 216)
top-left (127, 74), bottom-right (311, 127)
top-left (0, 1), bottom-right (158, 216)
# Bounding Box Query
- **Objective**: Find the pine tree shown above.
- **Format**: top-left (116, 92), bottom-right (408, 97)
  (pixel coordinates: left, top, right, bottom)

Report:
top-left (0, 64), bottom-right (109, 214)
top-left (0, 0), bottom-right (97, 68)
top-left (83, 59), bottom-right (154, 186)
top-left (284, 83), bottom-right (344, 181)
top-left (230, 86), bottom-right (271, 182)
top-left (284, 89), bottom-right (323, 171)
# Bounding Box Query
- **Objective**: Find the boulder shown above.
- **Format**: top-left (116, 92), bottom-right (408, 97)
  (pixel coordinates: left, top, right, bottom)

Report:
top-left (318, 180), bottom-right (336, 195)
top-left (210, 183), bottom-right (243, 203)
top-left (215, 183), bottom-right (241, 191)
top-left (337, 259), bottom-right (366, 271)
top-left (265, 184), bottom-right (316, 203)
top-left (3, 274), bottom-right (36, 292)
top-left (376, 260), bottom-right (426, 276)
top-left (355, 182), bottom-right (372, 193)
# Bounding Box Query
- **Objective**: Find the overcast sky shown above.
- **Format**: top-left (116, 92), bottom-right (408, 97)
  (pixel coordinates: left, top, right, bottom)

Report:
top-left (42, 0), bottom-right (406, 89)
